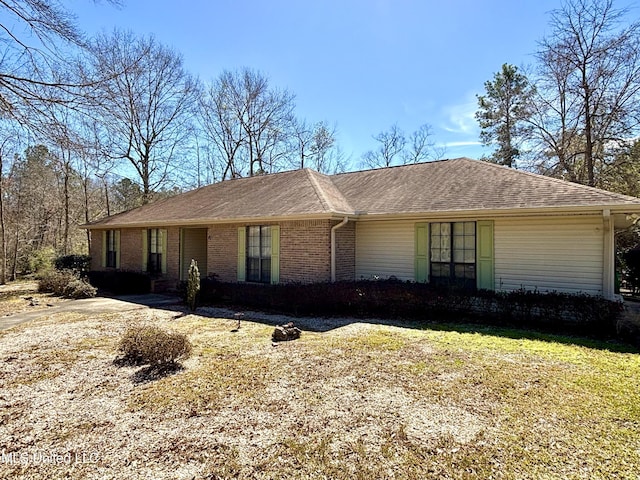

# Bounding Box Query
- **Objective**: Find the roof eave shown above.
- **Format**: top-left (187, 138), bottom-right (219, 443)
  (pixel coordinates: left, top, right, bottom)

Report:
top-left (81, 211), bottom-right (358, 229)
top-left (353, 204), bottom-right (640, 221)
top-left (81, 203), bottom-right (640, 229)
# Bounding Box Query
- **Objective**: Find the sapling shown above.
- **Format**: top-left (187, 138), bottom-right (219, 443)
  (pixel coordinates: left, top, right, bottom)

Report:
top-left (187, 259), bottom-right (200, 312)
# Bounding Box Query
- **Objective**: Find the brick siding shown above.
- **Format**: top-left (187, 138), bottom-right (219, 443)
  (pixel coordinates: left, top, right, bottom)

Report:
top-left (93, 219), bottom-right (357, 285)
top-left (207, 224), bottom-right (238, 282)
top-left (120, 228), bottom-right (143, 271)
top-left (89, 230), bottom-right (102, 271)
top-left (280, 220), bottom-right (332, 283)
top-left (334, 220), bottom-right (355, 281)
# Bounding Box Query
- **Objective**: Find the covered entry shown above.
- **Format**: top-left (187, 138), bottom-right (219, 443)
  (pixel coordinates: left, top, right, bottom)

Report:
top-left (180, 228), bottom-right (208, 280)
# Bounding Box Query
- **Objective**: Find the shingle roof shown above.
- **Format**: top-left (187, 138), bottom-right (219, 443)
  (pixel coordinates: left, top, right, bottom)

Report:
top-left (86, 158), bottom-right (640, 227)
top-left (332, 158), bottom-right (640, 214)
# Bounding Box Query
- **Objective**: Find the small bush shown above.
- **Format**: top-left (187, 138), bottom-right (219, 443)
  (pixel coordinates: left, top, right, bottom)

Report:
top-left (187, 259), bottom-right (200, 311)
top-left (117, 325), bottom-right (192, 366)
top-left (38, 269), bottom-right (97, 299)
top-left (63, 278), bottom-right (97, 299)
top-left (38, 269), bottom-right (78, 296)
top-left (55, 254), bottom-right (91, 274)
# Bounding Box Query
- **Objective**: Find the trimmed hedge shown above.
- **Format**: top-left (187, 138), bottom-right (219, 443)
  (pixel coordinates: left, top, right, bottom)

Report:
top-left (54, 254), bottom-right (91, 274)
top-left (199, 278), bottom-right (623, 336)
top-left (88, 270), bottom-right (152, 295)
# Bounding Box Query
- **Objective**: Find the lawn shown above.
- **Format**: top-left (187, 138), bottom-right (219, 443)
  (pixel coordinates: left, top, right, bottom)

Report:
top-left (0, 297), bottom-right (639, 479)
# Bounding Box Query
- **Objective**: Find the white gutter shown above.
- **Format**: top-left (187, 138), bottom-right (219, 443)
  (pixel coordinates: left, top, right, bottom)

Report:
top-left (331, 217), bottom-right (349, 282)
top-left (603, 209), bottom-right (615, 300)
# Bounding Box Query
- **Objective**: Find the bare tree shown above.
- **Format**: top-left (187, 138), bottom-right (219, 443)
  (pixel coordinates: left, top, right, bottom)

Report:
top-left (362, 124), bottom-right (406, 168)
top-left (362, 123), bottom-right (441, 169)
top-left (92, 30), bottom-right (199, 203)
top-left (199, 74), bottom-right (246, 179)
top-left (200, 68), bottom-right (295, 179)
top-left (403, 123), bottom-right (445, 164)
top-left (533, 0), bottom-right (640, 186)
top-left (0, 118), bottom-right (24, 283)
top-left (0, 0), bottom-right (120, 119)
top-left (290, 119), bottom-right (340, 173)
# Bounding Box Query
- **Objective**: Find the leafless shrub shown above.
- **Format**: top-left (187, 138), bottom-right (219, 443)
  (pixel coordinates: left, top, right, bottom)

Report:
top-left (117, 325), bottom-right (192, 366)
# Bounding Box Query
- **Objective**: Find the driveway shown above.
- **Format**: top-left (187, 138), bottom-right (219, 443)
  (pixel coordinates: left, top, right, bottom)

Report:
top-left (0, 294), bottom-right (182, 331)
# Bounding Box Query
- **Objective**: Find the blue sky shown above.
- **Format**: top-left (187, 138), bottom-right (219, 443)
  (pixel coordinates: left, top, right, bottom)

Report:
top-left (69, 0), bottom-right (567, 165)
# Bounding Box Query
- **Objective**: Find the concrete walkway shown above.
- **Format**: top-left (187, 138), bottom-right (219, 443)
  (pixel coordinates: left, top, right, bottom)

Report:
top-left (0, 294), bottom-right (182, 331)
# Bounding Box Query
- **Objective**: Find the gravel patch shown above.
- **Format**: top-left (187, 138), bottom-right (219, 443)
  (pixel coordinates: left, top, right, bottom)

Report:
top-left (0, 307), bottom-right (491, 479)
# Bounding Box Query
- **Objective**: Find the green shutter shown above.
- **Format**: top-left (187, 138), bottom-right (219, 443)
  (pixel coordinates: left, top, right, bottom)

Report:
top-left (237, 227), bottom-right (246, 282)
top-left (415, 223), bottom-right (429, 283)
top-left (271, 225), bottom-right (280, 284)
top-left (160, 229), bottom-right (168, 274)
top-left (477, 220), bottom-right (495, 290)
top-left (101, 231), bottom-right (107, 268)
top-left (115, 230), bottom-right (121, 269)
top-left (142, 229), bottom-right (148, 272)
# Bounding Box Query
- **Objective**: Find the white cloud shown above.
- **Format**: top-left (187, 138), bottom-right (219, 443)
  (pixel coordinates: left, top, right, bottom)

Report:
top-left (441, 99), bottom-right (479, 135)
top-left (443, 140), bottom-right (482, 148)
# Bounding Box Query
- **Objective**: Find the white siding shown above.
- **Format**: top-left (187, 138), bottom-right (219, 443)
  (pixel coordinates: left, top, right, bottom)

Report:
top-left (355, 220), bottom-right (415, 281)
top-left (494, 216), bottom-right (604, 295)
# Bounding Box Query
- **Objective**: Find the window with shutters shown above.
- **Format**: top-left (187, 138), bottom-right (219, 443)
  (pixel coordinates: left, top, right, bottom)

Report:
top-left (147, 229), bottom-right (163, 275)
top-left (246, 226), bottom-right (271, 283)
top-left (430, 221), bottom-right (476, 289)
top-left (106, 230), bottom-right (118, 268)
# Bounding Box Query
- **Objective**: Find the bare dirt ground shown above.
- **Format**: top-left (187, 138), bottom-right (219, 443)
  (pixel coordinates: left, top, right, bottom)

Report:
top-left (0, 281), bottom-right (67, 318)
top-left (0, 291), bottom-right (638, 479)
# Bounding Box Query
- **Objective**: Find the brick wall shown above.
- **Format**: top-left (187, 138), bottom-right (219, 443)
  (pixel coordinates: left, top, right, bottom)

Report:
top-left (207, 219), bottom-right (339, 284)
top-left (89, 228), bottom-right (143, 272)
top-left (165, 227), bottom-right (180, 281)
top-left (207, 224), bottom-right (238, 281)
top-left (280, 220), bottom-right (332, 283)
top-left (334, 220), bottom-right (355, 281)
top-left (94, 219), bottom-right (355, 285)
top-left (89, 230), bottom-right (102, 271)
top-left (120, 228), bottom-right (143, 272)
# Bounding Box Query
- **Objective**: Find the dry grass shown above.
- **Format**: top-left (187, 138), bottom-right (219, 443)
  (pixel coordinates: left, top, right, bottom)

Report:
top-left (0, 302), bottom-right (639, 479)
top-left (0, 281), bottom-right (66, 317)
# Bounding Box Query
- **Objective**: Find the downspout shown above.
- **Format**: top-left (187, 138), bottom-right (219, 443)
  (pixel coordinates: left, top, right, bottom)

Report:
top-left (603, 209), bottom-right (614, 300)
top-left (331, 217), bottom-right (349, 282)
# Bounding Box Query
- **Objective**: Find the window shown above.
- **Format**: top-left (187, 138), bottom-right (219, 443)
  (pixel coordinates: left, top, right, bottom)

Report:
top-left (147, 229), bottom-right (163, 275)
top-left (430, 221), bottom-right (476, 289)
top-left (106, 230), bottom-right (118, 268)
top-left (246, 226), bottom-right (271, 283)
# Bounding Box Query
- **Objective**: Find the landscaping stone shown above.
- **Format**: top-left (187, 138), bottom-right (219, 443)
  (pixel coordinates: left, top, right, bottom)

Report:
top-left (272, 322), bottom-right (301, 342)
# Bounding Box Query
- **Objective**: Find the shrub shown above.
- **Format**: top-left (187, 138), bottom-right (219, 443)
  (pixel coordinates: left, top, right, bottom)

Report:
top-left (198, 279), bottom-right (623, 337)
top-left (25, 247), bottom-right (56, 274)
top-left (55, 254), bottom-right (91, 274)
top-left (63, 278), bottom-right (97, 299)
top-left (117, 325), bottom-right (192, 366)
top-left (38, 269), bottom-right (78, 296)
top-left (623, 247), bottom-right (640, 293)
top-left (38, 269), bottom-right (97, 299)
top-left (187, 259), bottom-right (200, 311)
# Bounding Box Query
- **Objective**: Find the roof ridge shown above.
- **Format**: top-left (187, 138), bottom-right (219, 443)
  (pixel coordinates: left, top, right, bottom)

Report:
top-left (329, 157), bottom-right (470, 179)
top-left (305, 168), bottom-right (335, 212)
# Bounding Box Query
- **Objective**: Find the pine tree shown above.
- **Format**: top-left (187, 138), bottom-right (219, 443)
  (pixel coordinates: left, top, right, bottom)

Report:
top-left (476, 64), bottom-right (534, 168)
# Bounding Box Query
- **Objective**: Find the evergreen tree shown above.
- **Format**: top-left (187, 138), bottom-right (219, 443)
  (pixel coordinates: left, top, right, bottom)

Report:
top-left (476, 64), bottom-right (534, 168)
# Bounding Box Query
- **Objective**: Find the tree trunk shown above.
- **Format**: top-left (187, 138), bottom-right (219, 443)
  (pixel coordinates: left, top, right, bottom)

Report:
top-left (0, 158), bottom-right (5, 284)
